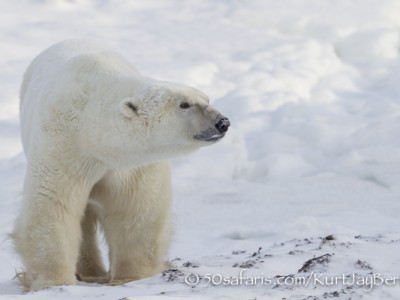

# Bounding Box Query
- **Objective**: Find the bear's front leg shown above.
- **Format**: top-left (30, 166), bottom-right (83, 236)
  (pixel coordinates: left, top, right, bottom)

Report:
top-left (105, 208), bottom-right (171, 286)
top-left (91, 162), bottom-right (172, 284)
top-left (12, 158), bottom-right (104, 291)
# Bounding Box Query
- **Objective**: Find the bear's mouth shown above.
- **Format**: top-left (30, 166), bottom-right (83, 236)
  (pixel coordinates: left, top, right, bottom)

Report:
top-left (194, 129), bottom-right (225, 142)
top-left (203, 133), bottom-right (225, 142)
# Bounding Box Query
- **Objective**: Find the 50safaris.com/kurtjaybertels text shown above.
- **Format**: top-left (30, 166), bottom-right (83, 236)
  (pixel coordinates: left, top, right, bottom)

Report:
top-left (184, 270), bottom-right (400, 292)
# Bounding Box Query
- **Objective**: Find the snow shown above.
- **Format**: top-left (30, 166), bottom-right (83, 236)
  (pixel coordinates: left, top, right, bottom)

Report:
top-left (1, 0), bottom-right (400, 299)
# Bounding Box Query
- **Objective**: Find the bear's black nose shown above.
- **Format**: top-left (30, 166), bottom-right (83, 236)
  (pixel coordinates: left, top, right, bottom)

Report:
top-left (215, 117), bottom-right (230, 133)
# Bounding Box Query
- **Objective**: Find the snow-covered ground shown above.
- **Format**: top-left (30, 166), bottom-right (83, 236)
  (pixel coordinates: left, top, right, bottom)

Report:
top-left (2, 0), bottom-right (400, 299)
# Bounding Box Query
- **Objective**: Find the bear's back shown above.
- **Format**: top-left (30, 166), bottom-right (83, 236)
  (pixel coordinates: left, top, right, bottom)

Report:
top-left (21, 40), bottom-right (113, 101)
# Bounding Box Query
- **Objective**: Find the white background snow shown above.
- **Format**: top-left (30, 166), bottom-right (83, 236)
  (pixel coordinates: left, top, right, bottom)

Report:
top-left (1, 0), bottom-right (400, 299)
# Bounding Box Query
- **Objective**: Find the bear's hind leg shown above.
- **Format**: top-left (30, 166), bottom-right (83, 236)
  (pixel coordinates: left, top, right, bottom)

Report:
top-left (76, 202), bottom-right (109, 283)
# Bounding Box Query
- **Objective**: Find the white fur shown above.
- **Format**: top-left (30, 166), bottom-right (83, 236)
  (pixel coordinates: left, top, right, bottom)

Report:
top-left (12, 39), bottom-right (227, 290)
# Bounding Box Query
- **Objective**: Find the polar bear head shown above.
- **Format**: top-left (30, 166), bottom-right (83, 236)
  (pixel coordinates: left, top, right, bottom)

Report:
top-left (93, 80), bottom-right (230, 168)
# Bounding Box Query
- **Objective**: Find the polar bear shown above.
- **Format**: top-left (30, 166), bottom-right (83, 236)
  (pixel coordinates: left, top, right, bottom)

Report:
top-left (11, 39), bottom-right (230, 291)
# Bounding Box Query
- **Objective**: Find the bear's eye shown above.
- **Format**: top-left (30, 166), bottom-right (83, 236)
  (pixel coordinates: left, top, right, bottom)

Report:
top-left (180, 102), bottom-right (191, 109)
top-left (126, 102), bottom-right (137, 113)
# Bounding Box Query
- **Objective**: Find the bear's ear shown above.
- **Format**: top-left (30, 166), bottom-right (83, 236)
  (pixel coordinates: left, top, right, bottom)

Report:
top-left (119, 98), bottom-right (140, 119)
